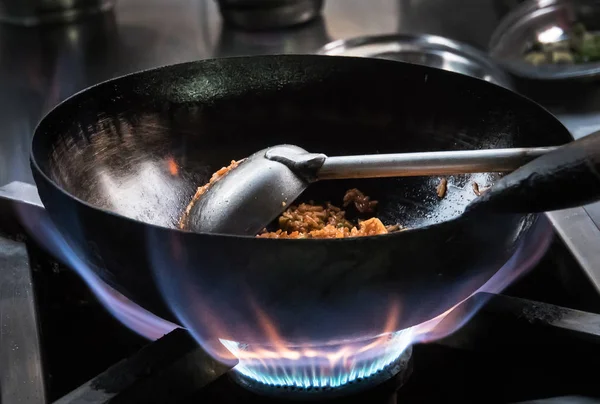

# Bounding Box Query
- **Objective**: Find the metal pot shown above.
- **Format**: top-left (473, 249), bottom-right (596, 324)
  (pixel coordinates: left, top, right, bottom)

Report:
top-left (0, 0), bottom-right (115, 26)
top-left (216, 0), bottom-right (324, 30)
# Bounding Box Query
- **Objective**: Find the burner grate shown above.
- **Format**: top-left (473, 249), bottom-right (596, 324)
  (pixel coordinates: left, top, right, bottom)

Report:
top-left (54, 329), bottom-right (233, 404)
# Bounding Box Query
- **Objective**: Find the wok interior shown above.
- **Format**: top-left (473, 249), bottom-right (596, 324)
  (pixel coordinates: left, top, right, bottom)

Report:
top-left (35, 56), bottom-right (569, 233)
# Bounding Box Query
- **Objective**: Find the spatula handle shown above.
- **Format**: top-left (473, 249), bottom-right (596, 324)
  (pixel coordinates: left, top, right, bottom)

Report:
top-left (317, 147), bottom-right (556, 179)
top-left (467, 131), bottom-right (600, 213)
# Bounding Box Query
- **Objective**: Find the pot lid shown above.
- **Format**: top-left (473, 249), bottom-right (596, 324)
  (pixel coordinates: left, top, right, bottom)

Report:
top-left (317, 33), bottom-right (513, 89)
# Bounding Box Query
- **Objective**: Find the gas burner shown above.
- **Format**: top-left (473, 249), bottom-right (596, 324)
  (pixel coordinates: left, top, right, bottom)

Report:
top-left (220, 329), bottom-right (416, 399)
top-left (228, 346), bottom-right (413, 399)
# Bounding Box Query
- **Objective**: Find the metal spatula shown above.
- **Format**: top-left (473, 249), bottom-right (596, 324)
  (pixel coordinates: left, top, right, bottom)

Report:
top-left (181, 144), bottom-right (557, 236)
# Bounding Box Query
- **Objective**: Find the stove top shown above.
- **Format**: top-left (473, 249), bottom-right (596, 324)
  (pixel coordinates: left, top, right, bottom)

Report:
top-left (2, 185), bottom-right (600, 403)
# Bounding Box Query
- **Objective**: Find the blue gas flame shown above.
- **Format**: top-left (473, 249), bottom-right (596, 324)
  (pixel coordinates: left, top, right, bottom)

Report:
top-left (15, 203), bottom-right (178, 340)
top-left (220, 327), bottom-right (415, 388)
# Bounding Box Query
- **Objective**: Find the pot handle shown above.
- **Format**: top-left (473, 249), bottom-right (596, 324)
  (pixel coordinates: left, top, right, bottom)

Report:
top-left (467, 130), bottom-right (600, 214)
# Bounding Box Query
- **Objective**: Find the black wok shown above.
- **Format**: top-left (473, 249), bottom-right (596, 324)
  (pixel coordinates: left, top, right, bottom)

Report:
top-left (31, 55), bottom-right (582, 344)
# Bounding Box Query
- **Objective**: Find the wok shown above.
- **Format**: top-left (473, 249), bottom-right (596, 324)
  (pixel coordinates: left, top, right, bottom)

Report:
top-left (31, 55), bottom-right (582, 343)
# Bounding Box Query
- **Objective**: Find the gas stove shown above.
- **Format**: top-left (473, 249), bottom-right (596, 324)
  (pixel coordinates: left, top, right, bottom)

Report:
top-left (0, 0), bottom-right (599, 401)
top-left (2, 182), bottom-right (600, 403)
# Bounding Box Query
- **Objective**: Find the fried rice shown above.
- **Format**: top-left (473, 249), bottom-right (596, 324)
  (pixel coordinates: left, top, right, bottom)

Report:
top-left (257, 189), bottom-right (396, 239)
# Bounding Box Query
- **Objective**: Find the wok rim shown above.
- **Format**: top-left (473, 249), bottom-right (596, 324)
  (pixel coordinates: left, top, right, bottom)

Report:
top-left (30, 54), bottom-right (571, 243)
